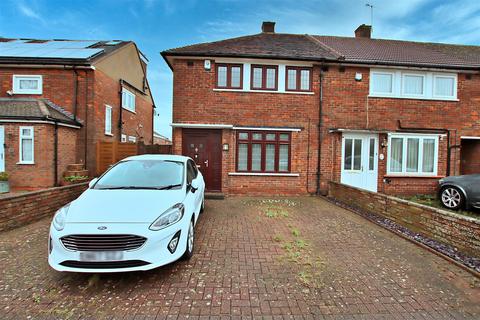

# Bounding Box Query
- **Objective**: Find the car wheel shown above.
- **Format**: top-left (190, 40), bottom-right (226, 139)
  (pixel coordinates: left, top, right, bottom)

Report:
top-left (440, 186), bottom-right (464, 210)
top-left (182, 219), bottom-right (194, 260)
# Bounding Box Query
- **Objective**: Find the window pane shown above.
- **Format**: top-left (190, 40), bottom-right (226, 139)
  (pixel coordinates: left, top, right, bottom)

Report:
top-left (434, 77), bottom-right (454, 97)
top-left (217, 66), bottom-right (227, 87)
top-left (287, 69), bottom-right (297, 90)
top-left (252, 67), bottom-right (262, 88)
top-left (231, 66), bottom-right (241, 88)
top-left (265, 144), bottom-right (275, 171)
top-left (369, 138), bottom-right (375, 171)
top-left (300, 70), bottom-right (310, 90)
top-left (344, 138), bottom-right (352, 170)
top-left (422, 139), bottom-right (435, 173)
top-left (390, 138), bottom-right (403, 172)
top-left (22, 138), bottom-right (33, 162)
top-left (266, 133), bottom-right (276, 141)
top-left (406, 138), bottom-right (419, 172)
top-left (21, 128), bottom-right (31, 136)
top-left (251, 144), bottom-right (262, 171)
top-left (353, 139), bottom-right (362, 170)
top-left (372, 73), bottom-right (392, 93)
top-left (19, 79), bottom-right (38, 90)
top-left (238, 132), bottom-right (248, 140)
top-left (279, 133), bottom-right (289, 141)
top-left (404, 75), bottom-right (424, 95)
top-left (266, 68), bottom-right (276, 89)
top-left (237, 144), bottom-right (248, 171)
top-left (279, 145), bottom-right (289, 172)
top-left (252, 133), bottom-right (262, 140)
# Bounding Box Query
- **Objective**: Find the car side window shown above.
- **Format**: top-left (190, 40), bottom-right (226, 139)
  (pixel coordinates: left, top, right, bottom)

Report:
top-left (191, 160), bottom-right (198, 178)
top-left (186, 161), bottom-right (194, 185)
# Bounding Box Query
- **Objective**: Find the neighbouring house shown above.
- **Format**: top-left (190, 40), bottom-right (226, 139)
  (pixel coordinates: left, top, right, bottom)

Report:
top-left (161, 22), bottom-right (480, 196)
top-left (0, 38), bottom-right (155, 190)
top-left (153, 131), bottom-right (172, 145)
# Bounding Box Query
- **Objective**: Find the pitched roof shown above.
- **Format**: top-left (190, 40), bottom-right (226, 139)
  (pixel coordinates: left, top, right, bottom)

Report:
top-left (162, 33), bottom-right (480, 70)
top-left (0, 38), bottom-right (131, 65)
top-left (0, 98), bottom-right (82, 127)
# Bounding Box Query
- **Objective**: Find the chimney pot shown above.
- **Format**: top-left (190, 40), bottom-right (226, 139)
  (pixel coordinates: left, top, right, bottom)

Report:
top-left (355, 24), bottom-right (372, 38)
top-left (262, 21), bottom-right (275, 33)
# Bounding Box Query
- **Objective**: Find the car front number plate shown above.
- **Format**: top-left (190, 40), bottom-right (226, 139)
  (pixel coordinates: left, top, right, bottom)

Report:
top-left (79, 251), bottom-right (124, 262)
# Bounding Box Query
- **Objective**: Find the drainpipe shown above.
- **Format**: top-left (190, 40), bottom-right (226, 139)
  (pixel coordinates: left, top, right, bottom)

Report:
top-left (119, 80), bottom-right (124, 141)
top-left (84, 70), bottom-right (89, 170)
top-left (73, 67), bottom-right (79, 121)
top-left (396, 120), bottom-right (451, 176)
top-left (54, 121), bottom-right (59, 187)
top-left (316, 67), bottom-right (324, 195)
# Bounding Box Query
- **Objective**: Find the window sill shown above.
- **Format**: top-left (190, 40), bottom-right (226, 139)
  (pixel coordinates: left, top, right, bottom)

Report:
top-left (122, 107), bottom-right (136, 114)
top-left (104, 133), bottom-right (113, 137)
top-left (12, 91), bottom-right (42, 95)
top-left (384, 175), bottom-right (444, 179)
top-left (228, 172), bottom-right (300, 177)
top-left (17, 162), bottom-right (35, 165)
top-left (368, 95), bottom-right (459, 102)
top-left (213, 88), bottom-right (314, 95)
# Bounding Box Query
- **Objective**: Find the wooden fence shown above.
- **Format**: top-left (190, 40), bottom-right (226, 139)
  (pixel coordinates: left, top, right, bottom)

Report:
top-left (96, 141), bottom-right (172, 175)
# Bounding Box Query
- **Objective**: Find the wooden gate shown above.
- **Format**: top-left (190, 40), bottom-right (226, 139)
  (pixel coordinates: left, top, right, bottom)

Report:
top-left (96, 141), bottom-right (172, 175)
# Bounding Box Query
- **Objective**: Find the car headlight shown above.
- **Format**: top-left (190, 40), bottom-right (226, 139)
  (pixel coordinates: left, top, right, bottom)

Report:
top-left (52, 204), bottom-right (70, 231)
top-left (149, 203), bottom-right (185, 231)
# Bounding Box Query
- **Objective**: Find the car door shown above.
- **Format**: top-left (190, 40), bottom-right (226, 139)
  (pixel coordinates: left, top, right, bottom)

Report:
top-left (186, 160), bottom-right (202, 222)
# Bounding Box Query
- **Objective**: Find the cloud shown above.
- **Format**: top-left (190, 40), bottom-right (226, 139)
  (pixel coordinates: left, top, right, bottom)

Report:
top-left (17, 2), bottom-right (45, 23)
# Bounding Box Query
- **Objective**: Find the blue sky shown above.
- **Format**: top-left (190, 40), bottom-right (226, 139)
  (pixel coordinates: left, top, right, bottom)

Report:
top-left (1, 0), bottom-right (479, 138)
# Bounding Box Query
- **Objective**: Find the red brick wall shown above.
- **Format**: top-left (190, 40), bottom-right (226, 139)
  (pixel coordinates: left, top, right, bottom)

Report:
top-left (0, 182), bottom-right (88, 232)
top-left (172, 59), bottom-right (320, 194)
top-left (1, 123), bottom-right (78, 190)
top-left (171, 60), bottom-right (480, 195)
top-left (328, 181), bottom-right (480, 258)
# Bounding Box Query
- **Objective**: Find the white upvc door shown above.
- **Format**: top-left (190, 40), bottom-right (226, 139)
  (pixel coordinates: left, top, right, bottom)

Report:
top-left (341, 133), bottom-right (378, 192)
top-left (0, 126), bottom-right (4, 172)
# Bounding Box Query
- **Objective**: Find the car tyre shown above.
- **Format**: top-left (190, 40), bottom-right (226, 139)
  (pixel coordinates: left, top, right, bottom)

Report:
top-left (182, 218), bottom-right (194, 260)
top-left (200, 197), bottom-right (205, 214)
top-left (440, 186), bottom-right (464, 210)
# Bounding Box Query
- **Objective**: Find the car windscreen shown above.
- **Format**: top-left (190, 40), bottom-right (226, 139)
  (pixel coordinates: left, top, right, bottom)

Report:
top-left (94, 160), bottom-right (184, 190)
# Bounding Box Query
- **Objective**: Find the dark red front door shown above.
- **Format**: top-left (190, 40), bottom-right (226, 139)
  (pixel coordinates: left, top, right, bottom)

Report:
top-left (182, 129), bottom-right (222, 191)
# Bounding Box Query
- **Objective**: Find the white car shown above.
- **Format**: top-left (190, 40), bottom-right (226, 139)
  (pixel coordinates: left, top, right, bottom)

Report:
top-left (48, 155), bottom-right (205, 273)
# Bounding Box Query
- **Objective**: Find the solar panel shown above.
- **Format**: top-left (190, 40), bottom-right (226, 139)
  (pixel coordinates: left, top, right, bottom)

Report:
top-left (0, 40), bottom-right (104, 59)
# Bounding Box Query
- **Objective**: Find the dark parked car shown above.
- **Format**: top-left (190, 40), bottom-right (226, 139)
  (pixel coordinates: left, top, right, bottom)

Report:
top-left (438, 174), bottom-right (480, 210)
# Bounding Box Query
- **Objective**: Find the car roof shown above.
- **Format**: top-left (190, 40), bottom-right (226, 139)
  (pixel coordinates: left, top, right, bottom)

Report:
top-left (122, 154), bottom-right (191, 162)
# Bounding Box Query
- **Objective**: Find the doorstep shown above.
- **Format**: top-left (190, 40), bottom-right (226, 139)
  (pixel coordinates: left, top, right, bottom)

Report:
top-left (205, 192), bottom-right (225, 200)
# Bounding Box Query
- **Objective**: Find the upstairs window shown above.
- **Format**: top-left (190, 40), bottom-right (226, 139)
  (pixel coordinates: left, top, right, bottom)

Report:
top-left (286, 67), bottom-right (312, 91)
top-left (433, 75), bottom-right (456, 99)
top-left (370, 71), bottom-right (394, 95)
top-left (237, 131), bottom-right (290, 173)
top-left (216, 63), bottom-right (243, 89)
top-left (19, 126), bottom-right (34, 164)
top-left (251, 65), bottom-right (278, 90)
top-left (13, 75), bottom-right (42, 94)
top-left (122, 88), bottom-right (136, 112)
top-left (402, 74), bottom-right (425, 97)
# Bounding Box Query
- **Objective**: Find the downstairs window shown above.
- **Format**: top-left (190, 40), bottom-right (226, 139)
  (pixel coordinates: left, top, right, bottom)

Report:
top-left (236, 131), bottom-right (290, 173)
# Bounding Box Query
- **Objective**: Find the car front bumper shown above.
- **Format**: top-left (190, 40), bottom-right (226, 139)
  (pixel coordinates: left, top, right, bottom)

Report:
top-left (48, 220), bottom-right (190, 273)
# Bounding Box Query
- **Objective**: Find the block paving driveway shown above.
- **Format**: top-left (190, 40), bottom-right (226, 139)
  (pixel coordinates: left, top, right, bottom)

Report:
top-left (0, 196), bottom-right (479, 319)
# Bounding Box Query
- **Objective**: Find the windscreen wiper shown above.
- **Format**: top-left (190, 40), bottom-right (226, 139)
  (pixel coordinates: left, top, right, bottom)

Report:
top-left (157, 184), bottom-right (182, 190)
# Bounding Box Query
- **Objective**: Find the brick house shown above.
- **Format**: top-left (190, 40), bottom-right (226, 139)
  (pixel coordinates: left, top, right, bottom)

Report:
top-left (153, 131), bottom-right (172, 145)
top-left (162, 22), bottom-right (480, 196)
top-left (0, 39), bottom-right (155, 190)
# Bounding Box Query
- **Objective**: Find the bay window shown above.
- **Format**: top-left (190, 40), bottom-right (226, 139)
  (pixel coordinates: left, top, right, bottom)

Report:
top-left (216, 63), bottom-right (243, 89)
top-left (387, 134), bottom-right (438, 176)
top-left (236, 131), bottom-right (290, 173)
top-left (251, 65), bottom-right (278, 90)
top-left (286, 67), bottom-right (312, 91)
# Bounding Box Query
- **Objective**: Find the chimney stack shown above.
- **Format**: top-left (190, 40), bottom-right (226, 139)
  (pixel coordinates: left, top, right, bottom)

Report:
top-left (355, 24), bottom-right (372, 38)
top-left (261, 21), bottom-right (275, 33)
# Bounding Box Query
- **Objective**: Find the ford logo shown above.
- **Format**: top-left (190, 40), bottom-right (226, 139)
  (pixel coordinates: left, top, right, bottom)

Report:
top-left (97, 226), bottom-right (107, 230)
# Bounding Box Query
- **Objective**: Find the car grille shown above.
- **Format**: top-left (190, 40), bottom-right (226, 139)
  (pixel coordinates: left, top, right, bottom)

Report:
top-left (60, 234), bottom-right (147, 251)
top-left (60, 260), bottom-right (150, 269)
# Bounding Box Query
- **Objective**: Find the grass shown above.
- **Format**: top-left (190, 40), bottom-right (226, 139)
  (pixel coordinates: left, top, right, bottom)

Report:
top-left (402, 194), bottom-right (479, 218)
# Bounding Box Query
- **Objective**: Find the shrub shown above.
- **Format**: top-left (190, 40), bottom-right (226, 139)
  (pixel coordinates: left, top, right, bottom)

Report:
top-left (0, 172), bottom-right (8, 181)
top-left (64, 175), bottom-right (89, 182)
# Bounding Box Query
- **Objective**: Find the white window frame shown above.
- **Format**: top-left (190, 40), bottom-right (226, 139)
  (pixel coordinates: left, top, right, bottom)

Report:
top-left (401, 73), bottom-right (426, 98)
top-left (369, 71), bottom-right (395, 96)
top-left (122, 88), bottom-right (136, 113)
top-left (13, 75), bottom-right (43, 94)
top-left (128, 136), bottom-right (137, 143)
top-left (19, 126), bottom-right (34, 164)
top-left (386, 133), bottom-right (439, 176)
top-left (105, 105), bottom-right (112, 136)
top-left (433, 74), bottom-right (457, 100)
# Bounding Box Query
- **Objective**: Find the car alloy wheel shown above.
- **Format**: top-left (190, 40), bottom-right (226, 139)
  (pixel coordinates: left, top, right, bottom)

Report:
top-left (183, 220), bottom-right (194, 259)
top-left (441, 187), bottom-right (463, 210)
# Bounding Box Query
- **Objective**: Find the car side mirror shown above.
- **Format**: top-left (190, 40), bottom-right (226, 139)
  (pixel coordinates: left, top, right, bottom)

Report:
top-left (190, 179), bottom-right (200, 193)
top-left (88, 178), bottom-right (98, 188)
